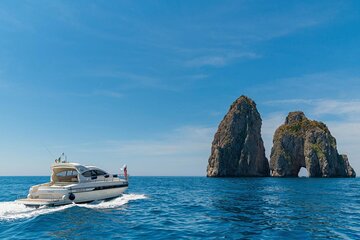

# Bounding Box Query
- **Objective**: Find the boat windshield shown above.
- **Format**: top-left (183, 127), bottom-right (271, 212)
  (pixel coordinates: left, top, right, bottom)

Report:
top-left (52, 168), bottom-right (79, 183)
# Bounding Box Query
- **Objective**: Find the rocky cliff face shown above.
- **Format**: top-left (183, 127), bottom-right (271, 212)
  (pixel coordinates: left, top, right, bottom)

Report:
top-left (207, 96), bottom-right (270, 177)
top-left (270, 111), bottom-right (356, 177)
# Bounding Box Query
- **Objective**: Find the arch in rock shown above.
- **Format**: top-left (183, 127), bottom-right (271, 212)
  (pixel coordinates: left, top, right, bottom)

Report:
top-left (298, 167), bottom-right (308, 177)
top-left (270, 111), bottom-right (356, 178)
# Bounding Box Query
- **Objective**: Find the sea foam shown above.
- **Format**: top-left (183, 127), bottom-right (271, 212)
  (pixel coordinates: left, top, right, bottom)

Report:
top-left (79, 193), bottom-right (147, 209)
top-left (0, 202), bottom-right (73, 221)
top-left (0, 194), bottom-right (147, 221)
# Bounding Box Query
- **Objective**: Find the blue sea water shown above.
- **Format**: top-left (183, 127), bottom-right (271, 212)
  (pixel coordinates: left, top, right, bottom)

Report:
top-left (0, 177), bottom-right (360, 239)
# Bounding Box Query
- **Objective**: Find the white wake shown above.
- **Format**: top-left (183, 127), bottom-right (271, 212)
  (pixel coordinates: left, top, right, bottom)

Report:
top-left (0, 194), bottom-right (147, 221)
top-left (78, 194), bottom-right (147, 209)
top-left (0, 202), bottom-right (73, 221)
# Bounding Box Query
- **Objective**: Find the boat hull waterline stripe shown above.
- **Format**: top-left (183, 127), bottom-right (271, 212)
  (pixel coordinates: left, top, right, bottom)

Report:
top-left (70, 184), bottom-right (128, 193)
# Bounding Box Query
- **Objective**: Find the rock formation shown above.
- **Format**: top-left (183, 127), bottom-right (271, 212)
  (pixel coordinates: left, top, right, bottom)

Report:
top-left (270, 111), bottom-right (356, 177)
top-left (207, 95), bottom-right (270, 177)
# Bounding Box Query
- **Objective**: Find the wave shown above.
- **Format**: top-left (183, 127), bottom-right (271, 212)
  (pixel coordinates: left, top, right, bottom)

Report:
top-left (78, 193), bottom-right (147, 209)
top-left (0, 194), bottom-right (147, 221)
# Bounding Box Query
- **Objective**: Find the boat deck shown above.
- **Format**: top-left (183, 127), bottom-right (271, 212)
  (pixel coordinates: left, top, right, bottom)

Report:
top-left (17, 198), bottom-right (59, 203)
top-left (16, 198), bottom-right (64, 207)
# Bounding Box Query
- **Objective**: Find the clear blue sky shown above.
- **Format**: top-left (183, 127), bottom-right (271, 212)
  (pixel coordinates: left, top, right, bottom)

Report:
top-left (0, 0), bottom-right (360, 176)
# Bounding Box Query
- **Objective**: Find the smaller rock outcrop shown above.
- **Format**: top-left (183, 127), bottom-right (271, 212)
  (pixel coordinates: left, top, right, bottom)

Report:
top-left (207, 95), bottom-right (270, 177)
top-left (270, 111), bottom-right (356, 177)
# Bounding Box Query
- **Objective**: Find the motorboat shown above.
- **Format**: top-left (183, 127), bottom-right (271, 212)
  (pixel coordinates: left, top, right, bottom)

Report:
top-left (16, 155), bottom-right (128, 207)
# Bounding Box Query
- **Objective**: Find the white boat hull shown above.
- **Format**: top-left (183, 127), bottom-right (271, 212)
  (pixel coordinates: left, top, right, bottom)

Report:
top-left (73, 186), bottom-right (128, 203)
top-left (16, 185), bottom-right (128, 207)
top-left (16, 161), bottom-right (129, 207)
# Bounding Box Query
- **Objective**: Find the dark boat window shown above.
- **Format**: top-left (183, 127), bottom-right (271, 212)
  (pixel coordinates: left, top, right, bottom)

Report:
top-left (82, 170), bottom-right (107, 177)
top-left (82, 171), bottom-right (92, 177)
top-left (95, 170), bottom-right (107, 176)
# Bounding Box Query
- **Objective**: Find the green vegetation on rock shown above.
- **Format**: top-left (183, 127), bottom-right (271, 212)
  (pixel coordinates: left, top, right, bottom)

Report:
top-left (270, 111), bottom-right (356, 178)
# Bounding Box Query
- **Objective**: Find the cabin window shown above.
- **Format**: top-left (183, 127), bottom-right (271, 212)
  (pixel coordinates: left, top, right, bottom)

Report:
top-left (95, 170), bottom-right (107, 176)
top-left (56, 170), bottom-right (78, 177)
top-left (82, 171), bottom-right (92, 177)
top-left (54, 169), bottom-right (79, 182)
top-left (82, 170), bottom-right (108, 178)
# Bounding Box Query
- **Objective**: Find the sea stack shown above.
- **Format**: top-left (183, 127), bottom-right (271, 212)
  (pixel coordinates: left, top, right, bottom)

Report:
top-left (207, 95), bottom-right (270, 177)
top-left (270, 111), bottom-right (356, 177)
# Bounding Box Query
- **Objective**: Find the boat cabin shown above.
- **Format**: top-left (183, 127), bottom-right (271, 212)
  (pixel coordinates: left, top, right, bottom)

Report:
top-left (51, 162), bottom-right (111, 184)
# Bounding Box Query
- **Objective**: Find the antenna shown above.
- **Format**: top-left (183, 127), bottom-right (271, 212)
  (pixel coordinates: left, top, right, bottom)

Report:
top-left (42, 144), bottom-right (55, 158)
